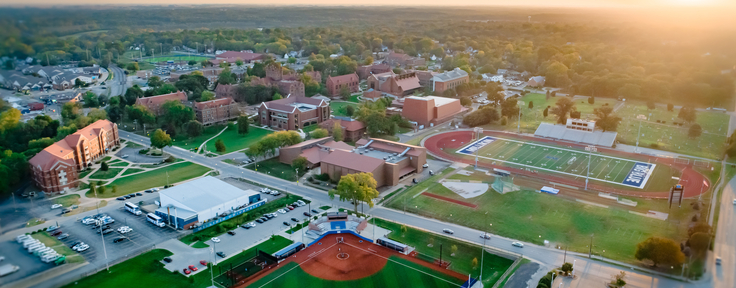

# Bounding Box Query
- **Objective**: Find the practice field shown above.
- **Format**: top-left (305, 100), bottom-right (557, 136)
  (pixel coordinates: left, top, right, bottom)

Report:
top-left (144, 55), bottom-right (213, 63)
top-left (246, 234), bottom-right (467, 288)
top-left (457, 136), bottom-right (670, 190)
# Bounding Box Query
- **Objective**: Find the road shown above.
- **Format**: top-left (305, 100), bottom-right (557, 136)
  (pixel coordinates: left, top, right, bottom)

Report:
top-left (107, 65), bottom-right (127, 97)
top-left (713, 173), bottom-right (736, 288)
top-left (117, 130), bottom-right (708, 288)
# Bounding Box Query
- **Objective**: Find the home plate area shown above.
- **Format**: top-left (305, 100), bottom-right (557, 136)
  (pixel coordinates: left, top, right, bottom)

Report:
top-left (441, 181), bottom-right (488, 199)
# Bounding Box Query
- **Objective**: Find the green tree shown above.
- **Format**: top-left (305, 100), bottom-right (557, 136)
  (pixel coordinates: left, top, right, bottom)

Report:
top-left (217, 67), bottom-right (236, 85)
top-left (400, 225), bottom-right (408, 237)
top-left (528, 101), bottom-right (534, 109)
top-left (588, 96), bottom-right (595, 104)
top-left (678, 106), bottom-right (697, 123)
top-left (332, 121), bottom-right (343, 142)
top-left (61, 102), bottom-right (83, 121)
top-left (667, 103), bottom-right (674, 111)
top-left (689, 232), bottom-right (710, 256)
top-left (339, 87), bottom-right (351, 99)
top-left (161, 100), bottom-right (195, 131)
top-left (98, 185), bottom-right (106, 194)
top-left (0, 108), bottom-right (21, 132)
top-left (593, 106), bottom-right (622, 132)
top-left (610, 271), bottom-right (627, 287)
top-left (561, 262), bottom-right (573, 276)
top-left (543, 106), bottom-right (549, 117)
top-left (100, 161), bottom-right (109, 172)
top-left (328, 172), bottom-right (379, 213)
top-left (82, 91), bottom-right (100, 108)
top-left (500, 99), bottom-right (520, 118)
top-left (462, 106), bottom-right (499, 127)
top-left (124, 85), bottom-right (144, 105)
top-left (634, 237), bottom-right (685, 267)
top-left (126, 62), bottom-right (139, 72)
top-left (185, 120), bottom-right (203, 138)
top-left (215, 139), bottom-right (226, 152)
top-left (551, 97), bottom-right (576, 124)
top-left (346, 105), bottom-right (355, 117)
top-left (288, 57), bottom-right (297, 64)
top-left (472, 257), bottom-right (478, 269)
top-left (363, 56), bottom-right (374, 65)
top-left (646, 100), bottom-right (656, 110)
top-left (291, 156), bottom-right (308, 172)
top-left (126, 105), bottom-right (155, 129)
top-left (310, 128), bottom-right (329, 139)
top-left (150, 129), bottom-right (172, 150)
top-left (688, 124), bottom-right (702, 138)
top-left (147, 76), bottom-right (164, 89)
top-left (112, 185), bottom-right (118, 195)
top-left (273, 93), bottom-right (283, 100)
top-left (235, 59), bottom-right (244, 67)
top-left (87, 108), bottom-right (107, 122)
top-left (450, 245), bottom-right (458, 256)
top-left (200, 91), bottom-right (215, 101)
top-left (237, 116), bottom-right (250, 135)
top-left (460, 96), bottom-right (472, 106)
top-left (618, 84), bottom-right (641, 99)
top-left (89, 182), bottom-right (96, 195)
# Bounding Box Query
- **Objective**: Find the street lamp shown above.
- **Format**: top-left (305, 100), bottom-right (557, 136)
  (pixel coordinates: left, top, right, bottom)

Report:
top-left (584, 145), bottom-right (597, 190)
top-left (517, 101), bottom-right (524, 134)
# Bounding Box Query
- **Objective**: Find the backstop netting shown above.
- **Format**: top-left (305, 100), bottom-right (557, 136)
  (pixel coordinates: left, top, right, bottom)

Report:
top-left (492, 176), bottom-right (520, 194)
top-left (213, 249), bottom-right (278, 288)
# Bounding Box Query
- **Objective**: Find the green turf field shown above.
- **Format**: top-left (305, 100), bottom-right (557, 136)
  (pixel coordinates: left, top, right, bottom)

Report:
top-left (145, 55), bottom-right (213, 63)
top-left (249, 256), bottom-right (465, 288)
top-left (457, 136), bottom-right (677, 190)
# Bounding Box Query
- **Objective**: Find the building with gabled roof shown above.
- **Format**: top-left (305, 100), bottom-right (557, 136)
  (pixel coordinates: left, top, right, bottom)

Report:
top-left (194, 97), bottom-right (240, 126)
top-left (430, 68), bottom-right (469, 94)
top-left (278, 137), bottom-right (354, 167)
top-left (319, 117), bottom-right (366, 142)
top-left (257, 95), bottom-right (330, 130)
top-left (29, 120), bottom-right (120, 195)
top-left (326, 73), bottom-right (359, 97)
top-left (134, 91), bottom-right (188, 116)
top-left (357, 63), bottom-right (392, 79)
top-left (366, 71), bottom-right (422, 96)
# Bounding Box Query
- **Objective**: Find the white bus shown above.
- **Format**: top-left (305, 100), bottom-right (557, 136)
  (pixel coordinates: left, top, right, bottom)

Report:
top-left (146, 213), bottom-right (165, 227)
top-left (125, 202), bottom-right (142, 216)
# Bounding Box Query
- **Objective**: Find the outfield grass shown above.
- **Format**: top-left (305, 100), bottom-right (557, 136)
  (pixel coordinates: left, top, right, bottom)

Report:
top-left (205, 126), bottom-right (273, 155)
top-left (330, 101), bottom-right (359, 117)
top-left (246, 158), bottom-right (305, 182)
top-left (386, 181), bottom-right (694, 264)
top-left (374, 218), bottom-right (514, 286)
top-left (249, 256), bottom-right (465, 288)
top-left (89, 168), bottom-right (124, 180)
top-left (92, 162), bottom-right (211, 197)
top-left (457, 136), bottom-right (680, 191)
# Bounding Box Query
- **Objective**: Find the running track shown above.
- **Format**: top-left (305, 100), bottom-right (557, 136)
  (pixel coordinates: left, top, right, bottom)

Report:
top-left (423, 130), bottom-right (710, 199)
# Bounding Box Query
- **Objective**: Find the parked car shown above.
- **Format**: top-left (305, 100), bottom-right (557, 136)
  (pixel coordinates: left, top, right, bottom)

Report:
top-left (113, 237), bottom-right (127, 243)
top-left (128, 194), bottom-right (136, 198)
top-left (69, 241), bottom-right (82, 249)
top-left (82, 218), bottom-right (97, 225)
top-left (51, 230), bottom-right (63, 237)
top-left (255, 219), bottom-right (264, 223)
top-left (283, 221), bottom-right (290, 226)
top-left (51, 204), bottom-right (62, 209)
top-left (429, 170), bottom-right (434, 175)
top-left (303, 212), bottom-right (311, 217)
top-left (124, 195), bottom-right (131, 199)
top-left (216, 252), bottom-right (226, 258)
top-left (265, 214), bottom-right (274, 219)
top-left (227, 231), bottom-right (236, 236)
top-left (287, 206), bottom-right (294, 210)
top-left (57, 233), bottom-right (69, 240)
top-left (152, 188), bottom-right (159, 192)
top-left (121, 155), bottom-right (129, 158)
top-left (183, 268), bottom-right (191, 275)
top-left (163, 257), bottom-right (173, 263)
top-left (47, 225), bottom-right (60, 232)
top-left (211, 237), bottom-right (220, 243)
top-left (480, 233), bottom-right (491, 240)
top-left (241, 224), bottom-right (251, 229)
top-left (291, 218), bottom-right (299, 222)
top-left (442, 229), bottom-right (454, 235)
top-left (311, 209), bottom-right (320, 214)
top-left (189, 265), bottom-right (198, 272)
top-left (101, 228), bottom-right (114, 235)
top-left (423, 163), bottom-right (429, 168)
top-left (116, 197), bottom-right (125, 201)
top-left (61, 208), bottom-right (72, 214)
top-left (278, 209), bottom-right (287, 214)
top-left (145, 189), bottom-right (153, 193)
top-left (135, 193), bottom-right (143, 196)
top-left (247, 222), bottom-right (256, 228)
top-left (511, 242), bottom-right (524, 248)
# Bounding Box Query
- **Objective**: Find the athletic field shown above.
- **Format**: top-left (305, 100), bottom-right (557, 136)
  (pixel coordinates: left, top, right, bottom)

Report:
top-left (457, 136), bottom-right (657, 189)
top-left (145, 55), bottom-right (212, 63)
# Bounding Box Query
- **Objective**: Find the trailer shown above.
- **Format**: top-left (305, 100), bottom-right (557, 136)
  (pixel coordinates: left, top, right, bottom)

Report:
top-left (541, 186), bottom-right (560, 195)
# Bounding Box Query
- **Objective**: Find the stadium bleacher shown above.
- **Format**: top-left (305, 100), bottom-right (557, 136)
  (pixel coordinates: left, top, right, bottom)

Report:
top-left (534, 123), bottom-right (617, 147)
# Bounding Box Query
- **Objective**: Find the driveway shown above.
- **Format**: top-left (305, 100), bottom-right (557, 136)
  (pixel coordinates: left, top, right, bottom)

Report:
top-left (115, 147), bottom-right (164, 164)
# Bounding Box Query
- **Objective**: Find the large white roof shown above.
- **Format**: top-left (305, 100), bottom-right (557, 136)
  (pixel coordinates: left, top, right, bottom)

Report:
top-left (159, 176), bottom-right (258, 213)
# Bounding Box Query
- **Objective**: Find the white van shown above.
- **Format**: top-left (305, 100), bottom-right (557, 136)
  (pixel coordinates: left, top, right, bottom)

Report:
top-left (34, 247), bottom-right (54, 257)
top-left (41, 254), bottom-right (60, 263)
top-left (24, 242), bottom-right (42, 250)
top-left (22, 239), bottom-right (40, 248)
top-left (28, 244), bottom-right (46, 254)
top-left (16, 235), bottom-right (30, 243)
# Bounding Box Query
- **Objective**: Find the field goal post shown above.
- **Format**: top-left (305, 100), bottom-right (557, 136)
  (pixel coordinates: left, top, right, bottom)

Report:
top-left (694, 159), bottom-right (711, 169)
top-left (336, 237), bottom-right (344, 243)
top-left (674, 157), bottom-right (690, 165)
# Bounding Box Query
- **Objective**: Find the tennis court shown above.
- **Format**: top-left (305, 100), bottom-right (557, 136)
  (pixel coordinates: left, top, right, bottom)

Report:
top-left (456, 136), bottom-right (657, 189)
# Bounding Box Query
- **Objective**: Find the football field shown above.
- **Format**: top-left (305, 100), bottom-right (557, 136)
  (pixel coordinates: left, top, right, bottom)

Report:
top-left (457, 136), bottom-right (657, 189)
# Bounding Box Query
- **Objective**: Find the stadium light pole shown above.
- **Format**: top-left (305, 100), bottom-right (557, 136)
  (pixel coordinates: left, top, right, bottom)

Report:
top-left (585, 145), bottom-right (597, 190)
top-left (517, 101), bottom-right (524, 134)
top-left (635, 114), bottom-right (647, 153)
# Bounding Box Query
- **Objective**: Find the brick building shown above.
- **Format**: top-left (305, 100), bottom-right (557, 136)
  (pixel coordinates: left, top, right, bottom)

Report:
top-left (215, 84), bottom-right (237, 99)
top-left (134, 91), bottom-right (188, 116)
top-left (366, 71), bottom-right (421, 96)
top-left (326, 73), bottom-right (359, 97)
top-left (216, 51), bottom-right (264, 63)
top-left (319, 118), bottom-right (366, 142)
top-left (401, 96), bottom-right (465, 127)
top-left (258, 95), bottom-right (330, 130)
top-left (194, 97), bottom-right (240, 126)
top-left (430, 68), bottom-right (469, 94)
top-left (246, 63), bottom-right (316, 98)
top-left (384, 52), bottom-right (426, 67)
top-left (357, 63), bottom-right (392, 79)
top-left (29, 120), bottom-right (120, 195)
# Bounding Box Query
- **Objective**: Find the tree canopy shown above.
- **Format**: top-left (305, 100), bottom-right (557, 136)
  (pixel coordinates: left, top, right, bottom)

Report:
top-left (328, 172), bottom-right (379, 213)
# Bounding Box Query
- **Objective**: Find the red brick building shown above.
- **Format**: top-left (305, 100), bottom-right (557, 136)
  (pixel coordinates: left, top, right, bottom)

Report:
top-left (357, 63), bottom-right (392, 79)
top-left (216, 51), bottom-right (263, 63)
top-left (326, 73), bottom-right (359, 97)
top-left (258, 95), bottom-right (330, 130)
top-left (194, 97), bottom-right (240, 126)
top-left (366, 71), bottom-right (421, 96)
top-left (215, 84), bottom-right (237, 99)
top-left (29, 120), bottom-right (120, 195)
top-left (430, 68), bottom-right (469, 94)
top-left (134, 91), bottom-right (188, 116)
top-left (319, 118), bottom-right (366, 142)
top-left (384, 52), bottom-right (426, 67)
top-left (401, 96), bottom-right (465, 127)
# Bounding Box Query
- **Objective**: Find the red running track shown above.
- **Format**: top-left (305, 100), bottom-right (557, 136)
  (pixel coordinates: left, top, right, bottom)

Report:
top-left (423, 130), bottom-right (710, 199)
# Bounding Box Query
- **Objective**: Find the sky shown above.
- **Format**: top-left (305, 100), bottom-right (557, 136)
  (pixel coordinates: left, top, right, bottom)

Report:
top-left (2, 0), bottom-right (735, 7)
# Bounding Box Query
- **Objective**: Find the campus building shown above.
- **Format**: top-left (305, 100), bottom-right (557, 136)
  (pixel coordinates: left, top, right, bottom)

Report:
top-left (366, 71), bottom-right (422, 96)
top-left (319, 118), bottom-right (366, 142)
top-left (156, 176), bottom-right (262, 230)
top-left (258, 95), bottom-right (330, 130)
top-left (215, 51), bottom-right (264, 63)
top-left (215, 84), bottom-right (237, 99)
top-left (401, 96), bottom-right (465, 127)
top-left (356, 63), bottom-right (392, 79)
top-left (280, 138), bottom-right (427, 187)
top-left (384, 52), bottom-right (426, 67)
top-left (194, 97), bottom-right (240, 126)
top-left (28, 120), bottom-right (120, 195)
top-left (326, 73), bottom-right (360, 97)
top-left (430, 68), bottom-right (469, 94)
top-left (245, 64), bottom-right (320, 98)
top-left (134, 91), bottom-right (188, 116)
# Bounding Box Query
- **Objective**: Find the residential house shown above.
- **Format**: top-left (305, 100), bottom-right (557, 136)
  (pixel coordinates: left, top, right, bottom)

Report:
top-left (528, 76), bottom-right (546, 87)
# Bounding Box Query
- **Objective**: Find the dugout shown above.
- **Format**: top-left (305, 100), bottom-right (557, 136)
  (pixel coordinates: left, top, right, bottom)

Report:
top-left (273, 242), bottom-right (305, 260)
top-left (326, 212), bottom-right (348, 220)
top-left (541, 186), bottom-right (559, 195)
top-left (376, 237), bottom-right (409, 253)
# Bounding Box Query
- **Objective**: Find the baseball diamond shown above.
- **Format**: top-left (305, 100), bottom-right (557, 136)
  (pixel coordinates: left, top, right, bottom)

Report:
top-left (457, 136), bottom-right (656, 189)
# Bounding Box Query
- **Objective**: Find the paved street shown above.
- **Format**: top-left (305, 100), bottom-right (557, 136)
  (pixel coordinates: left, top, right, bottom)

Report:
top-left (713, 173), bottom-right (736, 288)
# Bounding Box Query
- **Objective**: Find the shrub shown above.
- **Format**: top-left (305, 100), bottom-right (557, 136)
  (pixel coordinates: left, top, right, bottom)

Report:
top-left (165, 156), bottom-right (176, 163)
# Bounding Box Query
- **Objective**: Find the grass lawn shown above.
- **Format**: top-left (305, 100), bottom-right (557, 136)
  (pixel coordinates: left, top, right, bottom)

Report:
top-left (205, 126), bottom-right (273, 155)
top-left (121, 168), bottom-right (145, 176)
top-left (125, 142), bottom-right (144, 148)
top-left (172, 125), bottom-right (226, 150)
top-left (32, 232), bottom-right (80, 258)
top-left (245, 158), bottom-right (305, 182)
top-left (144, 55), bottom-right (212, 63)
top-left (78, 170), bottom-right (93, 178)
top-left (374, 218), bottom-right (514, 286)
top-left (26, 218), bottom-right (46, 227)
top-left (191, 241), bottom-right (210, 249)
top-left (302, 123), bottom-right (320, 134)
top-left (386, 180), bottom-right (696, 265)
top-left (93, 162), bottom-right (211, 197)
top-left (249, 256), bottom-right (466, 288)
top-left (331, 101), bottom-right (359, 117)
top-left (89, 168), bottom-right (124, 180)
top-left (348, 94), bottom-right (361, 103)
top-left (50, 195), bottom-right (81, 207)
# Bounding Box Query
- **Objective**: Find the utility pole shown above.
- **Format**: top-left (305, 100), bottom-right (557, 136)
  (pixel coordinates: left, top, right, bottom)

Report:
top-left (585, 145), bottom-right (597, 190)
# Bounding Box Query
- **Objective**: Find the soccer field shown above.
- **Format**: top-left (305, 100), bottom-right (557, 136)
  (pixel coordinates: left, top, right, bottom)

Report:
top-left (457, 136), bottom-right (658, 189)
